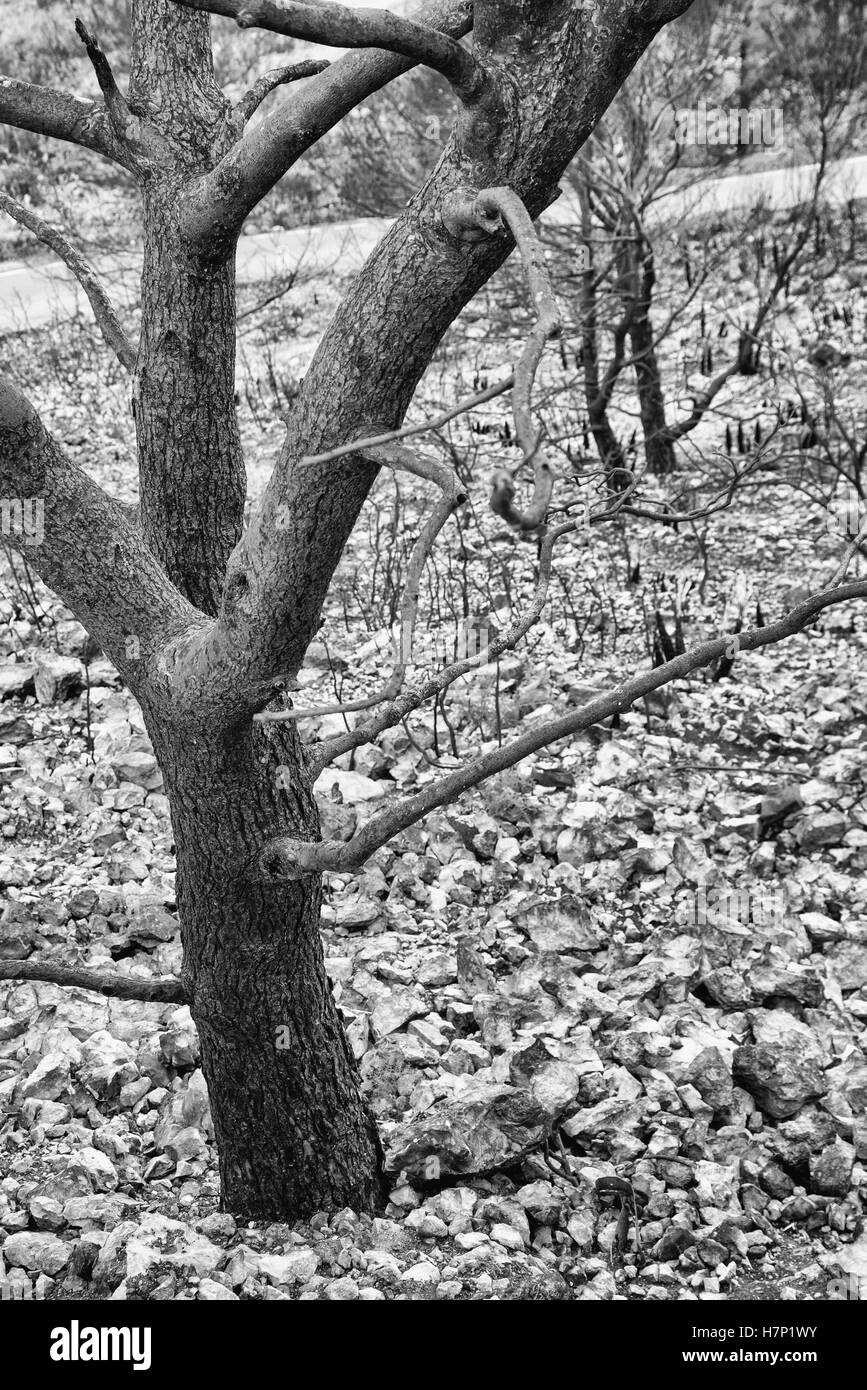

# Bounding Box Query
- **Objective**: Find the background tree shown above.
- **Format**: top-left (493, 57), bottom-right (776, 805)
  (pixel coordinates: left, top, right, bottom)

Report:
top-left (2, 0), bottom-right (866, 1223)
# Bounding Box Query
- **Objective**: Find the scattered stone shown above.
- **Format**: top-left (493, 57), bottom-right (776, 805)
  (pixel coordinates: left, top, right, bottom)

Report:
top-left (384, 1081), bottom-right (549, 1179)
top-left (733, 1041), bottom-right (826, 1119)
top-left (0, 663), bottom-right (37, 699)
top-left (370, 987), bottom-right (430, 1039)
top-left (3, 1232), bottom-right (70, 1276)
top-left (34, 653), bottom-right (85, 705)
top-left (198, 1278), bottom-right (238, 1301)
top-left (687, 1048), bottom-right (734, 1112)
top-left (810, 1142), bottom-right (855, 1198)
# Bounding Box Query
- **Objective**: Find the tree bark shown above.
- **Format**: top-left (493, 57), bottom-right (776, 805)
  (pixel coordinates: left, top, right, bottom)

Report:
top-left (136, 191), bottom-right (246, 616)
top-left (147, 708), bottom-right (386, 1218)
top-left (580, 188), bottom-right (628, 479)
top-left (130, 0), bottom-right (246, 615)
top-left (126, 0), bottom-right (386, 1216)
top-left (626, 240), bottom-right (676, 476)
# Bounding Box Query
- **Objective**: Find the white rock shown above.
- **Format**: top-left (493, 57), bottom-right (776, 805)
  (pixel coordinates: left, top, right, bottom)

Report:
top-left (837, 1233), bottom-right (867, 1281)
top-left (324, 1277), bottom-right (360, 1300)
top-left (404, 1210), bottom-right (448, 1238)
top-left (66, 1147), bottom-right (118, 1193)
top-left (259, 1248), bottom-right (319, 1285)
top-left (407, 1019), bottom-right (448, 1051)
top-left (100, 1214), bottom-right (222, 1282)
top-left (224, 1245), bottom-right (261, 1287)
top-left (197, 1278), bottom-right (238, 1301)
top-left (401, 1260), bottom-right (440, 1283)
top-left (3, 1232), bottom-right (70, 1276)
top-left (314, 769), bottom-right (386, 803)
top-left (489, 1223), bottom-right (526, 1251)
top-left (371, 988), bottom-right (429, 1039)
top-left (20, 1051), bottom-right (70, 1102)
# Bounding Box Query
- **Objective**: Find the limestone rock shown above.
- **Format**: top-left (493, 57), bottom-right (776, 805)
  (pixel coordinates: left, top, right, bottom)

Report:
top-left (384, 1081), bottom-right (549, 1179)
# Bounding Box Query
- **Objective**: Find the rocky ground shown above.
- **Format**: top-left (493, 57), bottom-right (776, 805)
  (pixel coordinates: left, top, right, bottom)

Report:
top-left (1, 207), bottom-right (867, 1303)
top-left (1, 602), bottom-right (866, 1301)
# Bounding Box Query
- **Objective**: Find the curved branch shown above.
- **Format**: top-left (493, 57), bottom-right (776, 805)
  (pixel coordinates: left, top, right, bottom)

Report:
top-left (262, 578), bottom-right (867, 876)
top-left (258, 441), bottom-right (465, 722)
top-left (298, 376), bottom-right (513, 469)
top-left (447, 186), bottom-right (561, 532)
top-left (0, 960), bottom-right (186, 1004)
top-left (173, 0), bottom-right (484, 99)
top-left (236, 59), bottom-right (331, 122)
top-left (308, 516), bottom-right (576, 772)
top-left (0, 192), bottom-right (136, 372)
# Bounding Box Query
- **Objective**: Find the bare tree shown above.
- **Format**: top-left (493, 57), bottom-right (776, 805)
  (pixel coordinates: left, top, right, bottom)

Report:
top-left (550, 0), bottom-right (866, 484)
top-left (2, 0), bottom-right (866, 1222)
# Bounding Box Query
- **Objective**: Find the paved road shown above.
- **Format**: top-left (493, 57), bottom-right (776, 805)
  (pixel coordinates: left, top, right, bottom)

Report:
top-left (2, 154), bottom-right (866, 338)
top-left (0, 217), bottom-right (391, 337)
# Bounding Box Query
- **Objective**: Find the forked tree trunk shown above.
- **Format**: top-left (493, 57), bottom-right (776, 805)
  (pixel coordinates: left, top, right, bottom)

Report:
top-left (118, 0), bottom-right (389, 1221)
top-left (146, 709), bottom-right (386, 1219)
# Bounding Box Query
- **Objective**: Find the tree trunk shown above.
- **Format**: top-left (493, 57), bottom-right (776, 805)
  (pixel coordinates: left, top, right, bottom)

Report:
top-left (630, 310), bottom-right (676, 476)
top-left (119, 0), bottom-right (386, 1222)
top-left (130, 0), bottom-right (247, 616)
top-left (579, 190), bottom-right (628, 481)
top-left (622, 238), bottom-right (676, 477)
top-left (135, 188), bottom-right (246, 616)
top-left (146, 710), bottom-right (386, 1220)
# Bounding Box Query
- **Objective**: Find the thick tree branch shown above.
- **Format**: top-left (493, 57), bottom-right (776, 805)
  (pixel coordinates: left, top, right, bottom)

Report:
top-left (0, 193), bottom-right (136, 372)
top-left (173, 0), bottom-right (484, 98)
top-left (180, 0), bottom-right (473, 248)
top-left (0, 960), bottom-right (186, 1004)
top-left (261, 578), bottom-right (867, 877)
top-left (0, 76), bottom-right (132, 169)
top-left (235, 59), bottom-right (331, 122)
top-left (0, 379), bottom-right (199, 680)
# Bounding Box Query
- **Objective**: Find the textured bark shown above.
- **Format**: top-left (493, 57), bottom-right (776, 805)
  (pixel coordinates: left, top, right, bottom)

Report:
top-left (130, 0), bottom-right (246, 615)
top-left (0, 76), bottom-right (132, 167)
top-left (630, 307), bottom-right (676, 476)
top-left (0, 961), bottom-right (185, 1003)
top-left (0, 380), bottom-right (195, 679)
top-left (623, 240), bottom-right (676, 476)
top-left (180, 0), bottom-right (474, 251)
top-left (136, 191), bottom-right (245, 615)
top-left (580, 190), bottom-right (628, 479)
top-left (148, 707), bottom-right (386, 1218)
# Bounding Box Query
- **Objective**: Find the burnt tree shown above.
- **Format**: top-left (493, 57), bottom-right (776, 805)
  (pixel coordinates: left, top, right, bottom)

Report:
top-left (3, 0), bottom-right (865, 1220)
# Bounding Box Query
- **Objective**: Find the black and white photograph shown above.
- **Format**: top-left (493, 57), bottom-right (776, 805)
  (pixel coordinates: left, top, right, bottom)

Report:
top-left (0, 0), bottom-right (865, 1364)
